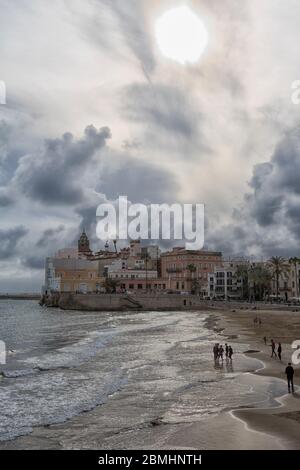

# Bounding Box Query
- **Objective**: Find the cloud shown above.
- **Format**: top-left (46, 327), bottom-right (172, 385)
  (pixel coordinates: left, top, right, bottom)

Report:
top-left (0, 226), bottom-right (28, 260)
top-left (98, 154), bottom-right (178, 203)
top-left (101, 0), bottom-right (156, 79)
top-left (14, 125), bottom-right (111, 205)
top-left (36, 225), bottom-right (65, 248)
top-left (209, 130), bottom-right (300, 258)
top-left (248, 133), bottom-right (300, 231)
top-left (0, 188), bottom-right (14, 207)
top-left (122, 83), bottom-right (205, 154)
top-left (22, 255), bottom-right (45, 270)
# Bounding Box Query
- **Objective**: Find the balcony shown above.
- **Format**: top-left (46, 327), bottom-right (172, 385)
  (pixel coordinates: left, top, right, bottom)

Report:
top-left (166, 268), bottom-right (183, 274)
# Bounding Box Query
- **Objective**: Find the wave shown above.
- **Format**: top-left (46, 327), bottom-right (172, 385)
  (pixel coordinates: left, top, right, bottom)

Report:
top-left (1, 368), bottom-right (38, 378)
top-left (22, 329), bottom-right (115, 370)
top-left (0, 369), bottom-right (127, 442)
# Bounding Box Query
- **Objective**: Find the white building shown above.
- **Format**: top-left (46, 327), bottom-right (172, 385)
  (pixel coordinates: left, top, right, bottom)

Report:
top-left (44, 258), bottom-right (61, 293)
top-left (208, 262), bottom-right (242, 300)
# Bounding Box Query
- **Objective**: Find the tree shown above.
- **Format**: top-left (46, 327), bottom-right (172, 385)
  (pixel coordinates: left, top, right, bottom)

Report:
top-left (191, 278), bottom-right (204, 296)
top-left (289, 257), bottom-right (300, 298)
top-left (103, 278), bottom-right (120, 294)
top-left (269, 256), bottom-right (289, 299)
top-left (235, 264), bottom-right (250, 300)
top-left (187, 264), bottom-right (197, 277)
top-left (187, 264), bottom-right (197, 293)
top-left (248, 265), bottom-right (272, 301)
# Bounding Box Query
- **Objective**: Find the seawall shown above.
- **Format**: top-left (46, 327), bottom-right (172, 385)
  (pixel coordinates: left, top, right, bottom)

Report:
top-left (45, 293), bottom-right (211, 312)
top-left (40, 293), bottom-right (300, 313)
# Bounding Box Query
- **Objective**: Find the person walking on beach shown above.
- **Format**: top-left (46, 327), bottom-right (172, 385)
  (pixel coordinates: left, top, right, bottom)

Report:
top-left (263, 336), bottom-right (267, 345)
top-left (225, 343), bottom-right (229, 359)
top-left (213, 344), bottom-right (219, 361)
top-left (278, 343), bottom-right (282, 361)
top-left (271, 339), bottom-right (277, 358)
top-left (228, 346), bottom-right (233, 361)
top-left (285, 363), bottom-right (295, 393)
top-left (219, 345), bottom-right (224, 362)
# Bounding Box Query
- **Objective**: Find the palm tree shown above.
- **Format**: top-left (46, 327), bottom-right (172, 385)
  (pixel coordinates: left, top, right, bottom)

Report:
top-left (248, 265), bottom-right (272, 301)
top-left (289, 257), bottom-right (300, 298)
top-left (269, 256), bottom-right (289, 300)
top-left (187, 264), bottom-right (197, 293)
top-left (187, 264), bottom-right (197, 277)
top-left (235, 264), bottom-right (250, 300)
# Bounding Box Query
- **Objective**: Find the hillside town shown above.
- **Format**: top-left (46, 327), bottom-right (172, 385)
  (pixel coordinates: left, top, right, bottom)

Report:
top-left (43, 230), bottom-right (300, 303)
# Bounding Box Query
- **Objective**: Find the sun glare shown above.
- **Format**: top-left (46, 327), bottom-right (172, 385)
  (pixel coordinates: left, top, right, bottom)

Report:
top-left (155, 5), bottom-right (208, 65)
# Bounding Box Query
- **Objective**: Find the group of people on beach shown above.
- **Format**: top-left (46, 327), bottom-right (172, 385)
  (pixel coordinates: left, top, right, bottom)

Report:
top-left (263, 337), bottom-right (283, 361)
top-left (213, 343), bottom-right (233, 362)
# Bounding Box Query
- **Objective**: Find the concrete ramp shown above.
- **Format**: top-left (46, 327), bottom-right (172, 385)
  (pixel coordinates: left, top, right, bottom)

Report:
top-left (120, 295), bottom-right (143, 309)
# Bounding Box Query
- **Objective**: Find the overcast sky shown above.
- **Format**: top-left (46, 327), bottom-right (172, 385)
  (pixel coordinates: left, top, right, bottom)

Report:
top-left (1, 0), bottom-right (300, 292)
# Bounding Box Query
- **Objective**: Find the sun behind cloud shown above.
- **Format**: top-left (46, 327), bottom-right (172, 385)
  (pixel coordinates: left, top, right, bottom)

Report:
top-left (155, 5), bottom-right (208, 65)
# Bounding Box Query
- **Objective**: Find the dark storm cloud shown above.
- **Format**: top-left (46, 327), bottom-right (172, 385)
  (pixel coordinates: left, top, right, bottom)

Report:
top-left (0, 120), bottom-right (10, 149)
top-left (0, 226), bottom-right (28, 260)
top-left (15, 125), bottom-right (111, 205)
top-left (0, 189), bottom-right (14, 207)
top-left (272, 136), bottom-right (300, 195)
top-left (73, 146), bottom-right (179, 240)
top-left (74, 197), bottom-right (109, 250)
top-left (22, 255), bottom-right (45, 270)
top-left (99, 157), bottom-right (177, 204)
top-left (22, 225), bottom-right (68, 270)
top-left (248, 134), bottom-right (300, 229)
top-left (36, 225), bottom-right (65, 248)
top-left (209, 131), bottom-right (300, 257)
top-left (76, 204), bottom-right (100, 235)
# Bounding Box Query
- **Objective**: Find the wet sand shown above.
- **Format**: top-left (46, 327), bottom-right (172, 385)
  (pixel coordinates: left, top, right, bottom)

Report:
top-left (216, 308), bottom-right (300, 449)
top-left (1, 308), bottom-right (300, 450)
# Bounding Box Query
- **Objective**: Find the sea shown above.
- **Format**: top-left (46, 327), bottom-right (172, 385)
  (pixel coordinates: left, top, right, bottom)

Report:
top-left (0, 299), bottom-right (287, 446)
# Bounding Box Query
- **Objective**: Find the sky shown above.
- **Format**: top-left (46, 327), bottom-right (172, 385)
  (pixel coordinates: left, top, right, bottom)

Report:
top-left (1, 0), bottom-right (300, 292)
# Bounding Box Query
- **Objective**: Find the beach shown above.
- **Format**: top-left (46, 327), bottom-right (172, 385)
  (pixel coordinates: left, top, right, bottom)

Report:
top-left (0, 301), bottom-right (300, 450)
top-left (217, 308), bottom-right (300, 448)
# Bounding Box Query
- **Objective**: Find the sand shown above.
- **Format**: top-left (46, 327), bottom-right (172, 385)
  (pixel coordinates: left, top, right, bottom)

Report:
top-left (215, 308), bottom-right (300, 449)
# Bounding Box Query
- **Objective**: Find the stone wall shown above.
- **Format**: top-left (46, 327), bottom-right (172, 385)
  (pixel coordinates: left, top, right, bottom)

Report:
top-left (56, 293), bottom-right (210, 312)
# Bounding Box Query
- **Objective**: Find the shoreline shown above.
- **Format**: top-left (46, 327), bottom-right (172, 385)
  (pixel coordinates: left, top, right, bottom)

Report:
top-left (0, 308), bottom-right (300, 449)
top-left (216, 309), bottom-right (300, 449)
